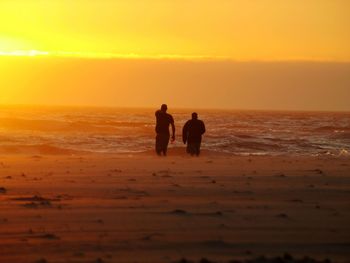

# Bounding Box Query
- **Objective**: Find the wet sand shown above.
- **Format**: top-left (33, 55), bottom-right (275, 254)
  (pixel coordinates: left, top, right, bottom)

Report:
top-left (0, 153), bottom-right (349, 263)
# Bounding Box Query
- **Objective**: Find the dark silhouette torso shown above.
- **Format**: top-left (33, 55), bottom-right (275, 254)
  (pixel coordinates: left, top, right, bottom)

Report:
top-left (155, 110), bottom-right (174, 135)
top-left (183, 119), bottom-right (206, 143)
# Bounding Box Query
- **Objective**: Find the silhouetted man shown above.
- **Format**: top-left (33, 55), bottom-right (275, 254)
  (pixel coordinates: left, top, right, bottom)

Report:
top-left (182, 112), bottom-right (206, 156)
top-left (155, 104), bottom-right (175, 156)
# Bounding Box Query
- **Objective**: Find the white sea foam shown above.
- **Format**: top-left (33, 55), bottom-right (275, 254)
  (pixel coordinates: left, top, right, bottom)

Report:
top-left (0, 106), bottom-right (349, 156)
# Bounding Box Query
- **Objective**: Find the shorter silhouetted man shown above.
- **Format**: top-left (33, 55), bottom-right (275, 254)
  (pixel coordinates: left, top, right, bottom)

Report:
top-left (182, 112), bottom-right (206, 156)
top-left (155, 104), bottom-right (175, 156)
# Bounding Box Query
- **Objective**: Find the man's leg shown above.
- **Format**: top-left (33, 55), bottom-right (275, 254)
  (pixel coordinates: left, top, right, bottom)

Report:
top-left (155, 134), bottom-right (162, 156)
top-left (158, 134), bottom-right (169, 156)
top-left (195, 142), bottom-right (201, 156)
top-left (186, 144), bottom-right (191, 154)
top-left (163, 134), bottom-right (170, 156)
top-left (188, 143), bottom-right (195, 156)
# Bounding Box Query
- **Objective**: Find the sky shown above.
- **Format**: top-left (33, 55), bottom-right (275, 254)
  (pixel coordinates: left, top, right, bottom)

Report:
top-left (0, 0), bottom-right (350, 110)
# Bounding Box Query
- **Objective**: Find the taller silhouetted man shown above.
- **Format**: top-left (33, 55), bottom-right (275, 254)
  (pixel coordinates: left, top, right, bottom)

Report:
top-left (182, 112), bottom-right (206, 156)
top-left (155, 104), bottom-right (175, 156)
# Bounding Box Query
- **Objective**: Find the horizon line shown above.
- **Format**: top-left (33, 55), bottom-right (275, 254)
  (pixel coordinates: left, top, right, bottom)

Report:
top-left (1, 103), bottom-right (349, 114)
top-left (0, 50), bottom-right (349, 63)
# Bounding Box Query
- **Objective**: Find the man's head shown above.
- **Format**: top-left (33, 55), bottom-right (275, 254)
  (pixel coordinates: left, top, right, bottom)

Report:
top-left (161, 104), bottom-right (168, 112)
top-left (192, 112), bottom-right (198, 120)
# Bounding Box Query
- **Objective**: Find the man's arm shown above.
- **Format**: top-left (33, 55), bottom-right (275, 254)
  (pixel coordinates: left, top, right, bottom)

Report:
top-left (201, 121), bottom-right (206, 135)
top-left (171, 121), bottom-right (175, 141)
top-left (169, 115), bottom-right (175, 141)
top-left (182, 121), bottom-right (189, 144)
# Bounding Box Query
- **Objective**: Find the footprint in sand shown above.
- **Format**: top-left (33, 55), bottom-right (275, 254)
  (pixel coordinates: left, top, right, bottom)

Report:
top-left (11, 195), bottom-right (62, 209)
top-left (197, 211), bottom-right (223, 217)
top-left (275, 173), bottom-right (286, 178)
top-left (28, 233), bottom-right (60, 240)
top-left (141, 232), bottom-right (164, 241)
top-left (276, 213), bottom-right (289, 219)
top-left (218, 223), bottom-right (230, 229)
top-left (288, 199), bottom-right (304, 203)
top-left (170, 209), bottom-right (189, 215)
top-left (169, 209), bottom-right (224, 217)
top-left (198, 175), bottom-right (210, 179)
top-left (94, 219), bottom-right (104, 224)
top-left (161, 174), bottom-right (173, 178)
top-left (233, 190), bottom-right (253, 194)
top-left (313, 169), bottom-right (324, 175)
top-left (72, 251), bottom-right (85, 258)
top-left (110, 169), bottom-right (122, 173)
top-left (32, 177), bottom-right (43, 181)
top-left (40, 233), bottom-right (60, 240)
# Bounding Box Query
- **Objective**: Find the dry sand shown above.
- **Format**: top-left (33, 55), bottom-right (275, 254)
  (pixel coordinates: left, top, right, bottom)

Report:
top-left (0, 152), bottom-right (349, 263)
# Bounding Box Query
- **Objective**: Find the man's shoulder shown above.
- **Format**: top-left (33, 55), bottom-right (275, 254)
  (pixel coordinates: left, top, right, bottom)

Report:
top-left (166, 113), bottom-right (174, 119)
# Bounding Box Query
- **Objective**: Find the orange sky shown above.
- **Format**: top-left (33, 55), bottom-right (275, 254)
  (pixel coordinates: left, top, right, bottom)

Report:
top-left (0, 0), bottom-right (350, 110)
top-left (1, 0), bottom-right (349, 60)
top-left (1, 57), bottom-right (349, 111)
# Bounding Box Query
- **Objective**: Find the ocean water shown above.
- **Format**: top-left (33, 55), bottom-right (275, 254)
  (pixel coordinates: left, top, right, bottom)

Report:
top-left (0, 106), bottom-right (349, 156)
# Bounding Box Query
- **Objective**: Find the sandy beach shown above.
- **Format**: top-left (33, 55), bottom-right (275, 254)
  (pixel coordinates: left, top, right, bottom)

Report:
top-left (0, 152), bottom-right (349, 263)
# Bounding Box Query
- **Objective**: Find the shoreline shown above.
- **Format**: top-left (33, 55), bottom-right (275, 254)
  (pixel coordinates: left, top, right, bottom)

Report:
top-left (0, 144), bottom-right (349, 158)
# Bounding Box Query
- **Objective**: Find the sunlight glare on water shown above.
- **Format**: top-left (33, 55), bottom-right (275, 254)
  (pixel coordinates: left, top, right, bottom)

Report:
top-left (0, 106), bottom-right (349, 156)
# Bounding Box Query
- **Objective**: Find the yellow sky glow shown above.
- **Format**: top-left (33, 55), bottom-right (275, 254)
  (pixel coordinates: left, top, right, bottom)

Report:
top-left (0, 50), bottom-right (226, 60)
top-left (0, 0), bottom-right (349, 61)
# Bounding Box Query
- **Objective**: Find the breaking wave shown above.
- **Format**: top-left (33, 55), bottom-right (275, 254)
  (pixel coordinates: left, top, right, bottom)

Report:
top-left (0, 106), bottom-right (349, 156)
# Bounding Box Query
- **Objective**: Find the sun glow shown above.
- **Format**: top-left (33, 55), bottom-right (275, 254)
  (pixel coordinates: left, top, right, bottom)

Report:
top-left (0, 50), bottom-right (49, 57)
top-left (0, 0), bottom-right (349, 61)
top-left (0, 49), bottom-right (229, 60)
